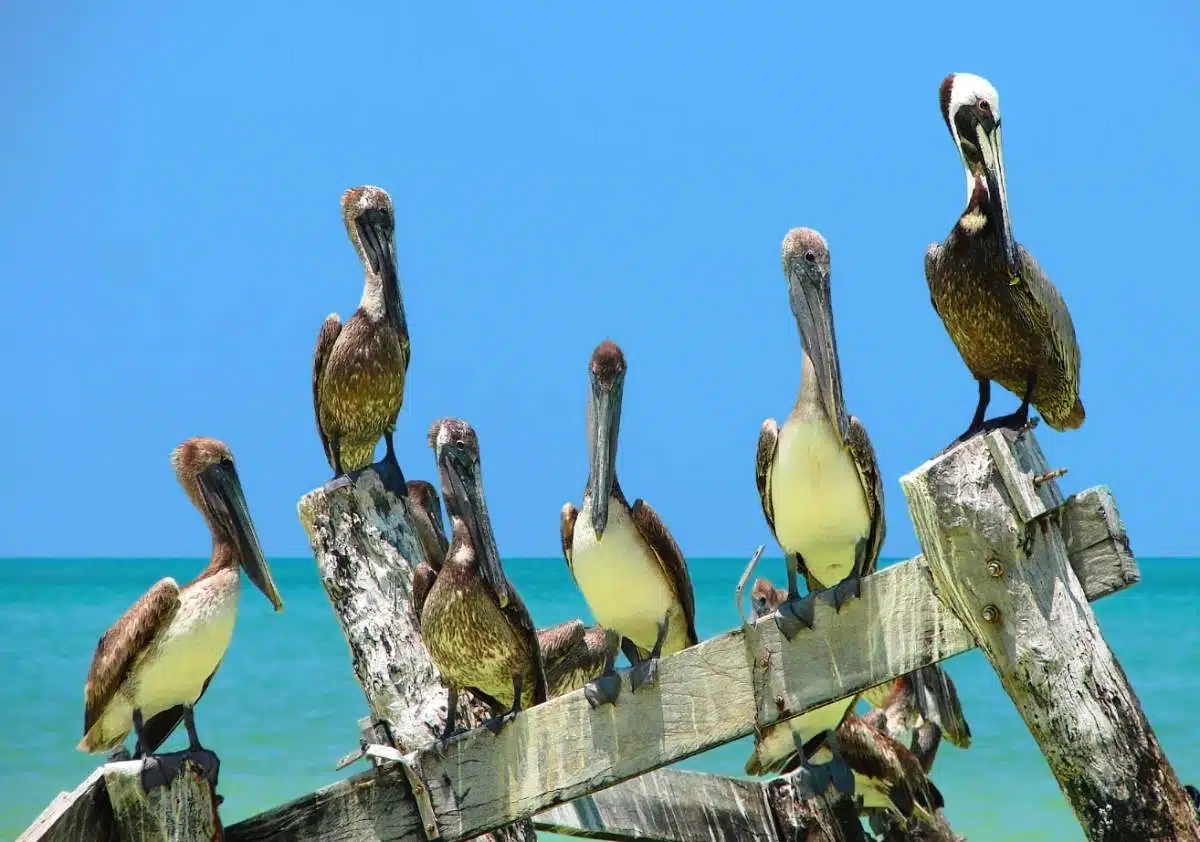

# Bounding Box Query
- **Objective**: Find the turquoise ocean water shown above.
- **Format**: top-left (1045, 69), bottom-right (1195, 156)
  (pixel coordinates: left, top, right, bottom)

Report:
top-left (3, 555), bottom-right (1196, 841)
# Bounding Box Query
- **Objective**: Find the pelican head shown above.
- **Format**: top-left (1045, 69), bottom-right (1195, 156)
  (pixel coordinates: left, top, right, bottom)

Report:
top-left (342, 185), bottom-right (403, 324)
top-left (173, 437), bottom-right (283, 611)
top-left (586, 340), bottom-right (626, 541)
top-left (782, 228), bottom-right (850, 444)
top-left (750, 577), bottom-right (786, 622)
top-left (939, 73), bottom-right (1018, 276)
top-left (429, 418), bottom-right (510, 608)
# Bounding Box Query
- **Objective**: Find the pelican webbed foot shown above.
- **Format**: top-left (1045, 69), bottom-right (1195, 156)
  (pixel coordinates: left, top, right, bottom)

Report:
top-left (483, 675), bottom-right (526, 736)
top-left (584, 630), bottom-right (622, 708)
top-left (629, 618), bottom-right (668, 692)
top-left (376, 433), bottom-right (410, 498)
top-left (322, 475), bottom-right (354, 493)
top-left (138, 748), bottom-right (220, 792)
top-left (820, 538), bottom-right (868, 613)
top-left (774, 595), bottom-right (816, 640)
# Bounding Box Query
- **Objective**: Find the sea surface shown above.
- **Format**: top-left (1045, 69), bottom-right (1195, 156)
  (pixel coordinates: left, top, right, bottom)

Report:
top-left (2, 556), bottom-right (1197, 842)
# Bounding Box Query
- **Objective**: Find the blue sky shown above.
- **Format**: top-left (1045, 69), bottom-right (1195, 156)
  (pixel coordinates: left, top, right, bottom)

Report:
top-left (1, 2), bottom-right (1196, 558)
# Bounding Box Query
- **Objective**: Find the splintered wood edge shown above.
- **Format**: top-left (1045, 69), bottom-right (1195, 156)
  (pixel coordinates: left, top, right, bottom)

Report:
top-left (222, 483), bottom-right (1134, 842)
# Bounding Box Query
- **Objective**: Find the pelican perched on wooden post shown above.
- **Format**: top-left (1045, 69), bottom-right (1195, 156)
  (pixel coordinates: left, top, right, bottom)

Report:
top-left (925, 73), bottom-right (1084, 448)
top-left (561, 340), bottom-right (698, 708)
top-left (417, 419), bottom-right (547, 736)
top-left (755, 228), bottom-right (885, 639)
top-left (312, 185), bottom-right (411, 495)
top-left (77, 437), bottom-right (283, 791)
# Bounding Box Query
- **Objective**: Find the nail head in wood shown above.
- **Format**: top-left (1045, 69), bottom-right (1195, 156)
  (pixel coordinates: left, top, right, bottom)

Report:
top-left (981, 604), bottom-right (1001, 623)
top-left (987, 560), bottom-right (1005, 578)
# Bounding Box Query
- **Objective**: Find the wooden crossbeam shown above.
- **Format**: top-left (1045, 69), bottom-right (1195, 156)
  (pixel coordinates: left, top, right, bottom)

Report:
top-left (224, 483), bottom-right (1136, 842)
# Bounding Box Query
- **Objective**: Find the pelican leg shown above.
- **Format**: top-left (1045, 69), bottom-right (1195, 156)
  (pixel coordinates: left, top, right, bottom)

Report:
top-left (584, 628), bottom-right (622, 709)
top-left (775, 553), bottom-right (816, 641)
top-left (946, 378), bottom-right (991, 450)
top-left (827, 537), bottom-right (869, 612)
top-left (976, 372), bottom-right (1037, 433)
top-left (134, 709), bottom-right (181, 792)
top-left (323, 437), bottom-right (354, 492)
top-left (377, 432), bottom-right (410, 498)
top-left (181, 706), bottom-right (220, 787)
top-left (630, 618), bottom-right (668, 691)
top-left (441, 685), bottom-right (466, 740)
top-left (484, 674), bottom-right (524, 735)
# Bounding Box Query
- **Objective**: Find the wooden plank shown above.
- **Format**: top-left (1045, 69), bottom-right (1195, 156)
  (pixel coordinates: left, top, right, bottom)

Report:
top-left (532, 768), bottom-right (776, 842)
top-left (104, 759), bottom-right (223, 842)
top-left (764, 778), bottom-right (866, 842)
top-left (16, 767), bottom-right (116, 842)
top-left (296, 466), bottom-right (536, 842)
top-left (901, 429), bottom-right (1199, 842)
top-left (225, 482), bottom-right (1137, 842)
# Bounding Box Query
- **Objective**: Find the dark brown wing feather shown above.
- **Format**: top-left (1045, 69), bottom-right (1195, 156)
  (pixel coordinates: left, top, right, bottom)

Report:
top-left (412, 561), bottom-right (438, 626)
top-left (847, 416), bottom-right (885, 577)
top-left (755, 420), bottom-right (779, 540)
top-left (911, 664), bottom-right (972, 749)
top-left (537, 619), bottom-right (586, 666)
top-left (1017, 244), bottom-right (1082, 414)
top-left (559, 503), bottom-right (578, 572)
top-left (83, 579), bottom-right (181, 736)
top-left (835, 714), bottom-right (944, 817)
top-left (312, 313), bottom-right (343, 467)
top-left (498, 583), bottom-right (549, 705)
top-left (137, 667), bottom-right (219, 754)
top-left (630, 499), bottom-right (698, 646)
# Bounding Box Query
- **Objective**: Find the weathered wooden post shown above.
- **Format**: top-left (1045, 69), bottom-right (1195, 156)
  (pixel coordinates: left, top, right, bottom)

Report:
top-left (297, 466), bottom-right (536, 842)
top-left (765, 778), bottom-right (865, 842)
top-left (901, 428), bottom-right (1200, 842)
top-left (103, 761), bottom-right (222, 842)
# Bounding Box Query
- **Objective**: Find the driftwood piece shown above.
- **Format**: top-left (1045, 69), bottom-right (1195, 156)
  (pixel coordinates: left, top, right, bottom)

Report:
top-left (297, 467), bottom-right (536, 842)
top-left (16, 767), bottom-right (116, 842)
top-left (224, 482), bottom-right (1135, 842)
top-left (533, 768), bottom-right (776, 841)
top-left (765, 777), bottom-right (865, 842)
top-left (103, 760), bottom-right (222, 842)
top-left (901, 428), bottom-right (1199, 842)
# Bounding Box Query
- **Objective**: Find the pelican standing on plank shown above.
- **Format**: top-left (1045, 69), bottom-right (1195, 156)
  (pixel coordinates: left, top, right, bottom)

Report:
top-left (562, 340), bottom-right (698, 708)
top-left (925, 73), bottom-right (1083, 448)
top-left (755, 229), bottom-right (885, 639)
top-left (77, 437), bottom-right (283, 791)
top-left (418, 419), bottom-right (547, 736)
top-left (312, 185), bottom-right (411, 495)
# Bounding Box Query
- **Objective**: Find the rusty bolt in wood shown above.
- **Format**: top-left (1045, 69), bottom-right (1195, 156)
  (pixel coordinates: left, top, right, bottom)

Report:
top-left (987, 560), bottom-right (1005, 578)
top-left (759, 655), bottom-right (770, 667)
top-left (982, 604), bottom-right (1001, 623)
top-left (1033, 467), bottom-right (1069, 487)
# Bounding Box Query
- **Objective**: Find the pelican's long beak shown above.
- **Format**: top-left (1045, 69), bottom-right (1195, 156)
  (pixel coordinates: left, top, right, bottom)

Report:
top-left (356, 211), bottom-right (406, 330)
top-left (440, 444), bottom-right (510, 608)
top-left (197, 461), bottom-right (283, 611)
top-left (586, 369), bottom-right (624, 540)
top-left (789, 269), bottom-right (850, 444)
top-left (976, 121), bottom-right (1020, 279)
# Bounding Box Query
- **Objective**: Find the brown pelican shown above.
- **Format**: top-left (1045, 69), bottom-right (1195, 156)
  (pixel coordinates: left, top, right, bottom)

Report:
top-left (418, 419), bottom-right (547, 736)
top-left (806, 714), bottom-right (945, 826)
top-left (312, 185), bottom-right (411, 495)
top-left (755, 228), bottom-right (885, 639)
top-left (926, 73), bottom-right (1084, 446)
top-left (77, 437), bottom-right (283, 791)
top-left (744, 578), bottom-right (856, 793)
top-left (537, 620), bottom-right (620, 698)
top-left (561, 340), bottom-right (699, 708)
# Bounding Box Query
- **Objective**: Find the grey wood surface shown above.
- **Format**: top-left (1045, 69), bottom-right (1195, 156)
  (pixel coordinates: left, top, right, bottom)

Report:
top-left (902, 428), bottom-right (1198, 842)
top-left (104, 760), bottom-right (223, 842)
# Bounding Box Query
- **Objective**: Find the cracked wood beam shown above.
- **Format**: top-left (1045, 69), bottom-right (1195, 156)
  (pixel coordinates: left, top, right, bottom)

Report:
top-left (901, 428), bottom-right (1198, 842)
top-left (224, 477), bottom-right (1137, 842)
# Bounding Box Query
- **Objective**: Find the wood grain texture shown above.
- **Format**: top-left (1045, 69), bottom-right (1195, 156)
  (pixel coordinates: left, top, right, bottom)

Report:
top-left (220, 478), bottom-right (1137, 842)
top-left (901, 428), bottom-right (1198, 842)
top-left (105, 759), bottom-right (223, 842)
top-left (765, 778), bottom-right (866, 842)
top-left (296, 466), bottom-right (536, 842)
top-left (16, 768), bottom-right (116, 842)
top-left (533, 768), bottom-right (775, 842)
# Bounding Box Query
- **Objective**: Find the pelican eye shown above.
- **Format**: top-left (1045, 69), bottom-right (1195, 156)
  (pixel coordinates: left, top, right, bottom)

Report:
top-left (803, 249), bottom-right (816, 263)
top-left (977, 99), bottom-right (991, 112)
top-left (454, 439), bottom-right (467, 450)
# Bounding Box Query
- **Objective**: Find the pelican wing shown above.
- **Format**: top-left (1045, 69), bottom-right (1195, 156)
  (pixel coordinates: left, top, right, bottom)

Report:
top-left (1017, 243), bottom-right (1081, 400)
top-left (412, 560), bottom-right (437, 625)
top-left (537, 619), bottom-right (586, 667)
top-left (847, 415), bottom-right (886, 577)
top-left (911, 663), bottom-right (972, 750)
top-left (630, 499), bottom-right (699, 647)
top-left (755, 420), bottom-right (779, 540)
top-left (312, 313), bottom-right (343, 467)
top-left (82, 578), bottom-right (181, 738)
top-left (559, 502), bottom-right (578, 572)
top-left (498, 583), bottom-right (549, 705)
top-left (410, 495), bottom-right (449, 571)
top-left (833, 714), bottom-right (944, 820)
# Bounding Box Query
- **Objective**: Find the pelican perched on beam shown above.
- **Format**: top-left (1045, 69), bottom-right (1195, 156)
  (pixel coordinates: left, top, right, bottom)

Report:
top-left (537, 620), bottom-right (620, 699)
top-left (77, 437), bottom-right (283, 791)
top-left (756, 228), bottom-right (885, 639)
top-left (926, 73), bottom-right (1084, 447)
top-left (312, 185), bottom-right (411, 495)
top-left (418, 419), bottom-right (547, 737)
top-left (562, 340), bottom-right (698, 708)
